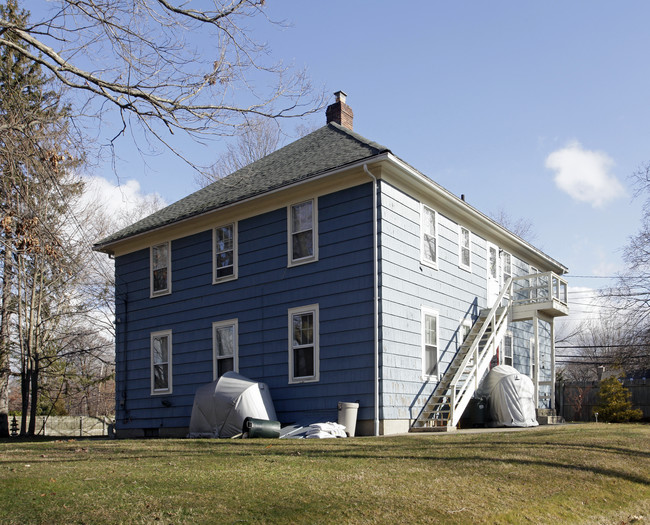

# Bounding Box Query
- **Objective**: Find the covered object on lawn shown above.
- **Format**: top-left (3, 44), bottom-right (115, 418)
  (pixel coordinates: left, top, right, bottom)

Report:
top-left (477, 365), bottom-right (538, 427)
top-left (188, 372), bottom-right (277, 438)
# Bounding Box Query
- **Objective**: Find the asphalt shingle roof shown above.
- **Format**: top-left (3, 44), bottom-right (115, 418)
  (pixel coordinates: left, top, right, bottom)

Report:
top-left (95, 122), bottom-right (389, 249)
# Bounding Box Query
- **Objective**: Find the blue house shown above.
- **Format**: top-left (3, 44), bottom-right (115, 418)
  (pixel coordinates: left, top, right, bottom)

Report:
top-left (95, 91), bottom-right (568, 437)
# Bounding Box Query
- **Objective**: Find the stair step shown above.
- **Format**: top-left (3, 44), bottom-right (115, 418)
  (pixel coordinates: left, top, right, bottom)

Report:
top-left (411, 299), bottom-right (510, 432)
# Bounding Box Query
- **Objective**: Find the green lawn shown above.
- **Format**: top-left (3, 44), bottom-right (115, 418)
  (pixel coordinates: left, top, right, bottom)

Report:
top-left (0, 424), bottom-right (648, 524)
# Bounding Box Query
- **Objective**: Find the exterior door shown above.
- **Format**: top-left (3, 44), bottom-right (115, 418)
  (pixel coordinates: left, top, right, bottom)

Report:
top-left (486, 242), bottom-right (500, 307)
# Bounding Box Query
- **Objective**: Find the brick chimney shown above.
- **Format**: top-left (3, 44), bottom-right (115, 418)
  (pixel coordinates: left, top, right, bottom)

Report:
top-left (326, 90), bottom-right (353, 130)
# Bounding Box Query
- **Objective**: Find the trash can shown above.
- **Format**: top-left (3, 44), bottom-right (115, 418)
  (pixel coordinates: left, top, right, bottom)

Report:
top-left (242, 417), bottom-right (281, 439)
top-left (467, 397), bottom-right (488, 427)
top-left (337, 402), bottom-right (359, 437)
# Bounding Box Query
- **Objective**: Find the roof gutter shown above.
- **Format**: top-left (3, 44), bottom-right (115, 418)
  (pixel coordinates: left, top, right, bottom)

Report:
top-left (383, 153), bottom-right (569, 274)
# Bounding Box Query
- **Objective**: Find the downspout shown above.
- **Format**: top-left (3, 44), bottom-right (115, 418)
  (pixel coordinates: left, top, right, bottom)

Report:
top-left (363, 164), bottom-right (380, 436)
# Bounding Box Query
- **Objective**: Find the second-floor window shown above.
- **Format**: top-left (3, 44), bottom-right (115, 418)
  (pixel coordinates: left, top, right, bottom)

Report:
top-left (421, 205), bottom-right (438, 268)
top-left (502, 251), bottom-right (512, 283)
top-left (459, 226), bottom-right (471, 271)
top-left (213, 223), bottom-right (237, 283)
top-left (289, 199), bottom-right (317, 265)
top-left (151, 242), bottom-right (171, 297)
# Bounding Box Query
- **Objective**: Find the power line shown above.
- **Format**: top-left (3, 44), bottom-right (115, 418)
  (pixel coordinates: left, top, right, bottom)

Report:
top-left (557, 344), bottom-right (649, 349)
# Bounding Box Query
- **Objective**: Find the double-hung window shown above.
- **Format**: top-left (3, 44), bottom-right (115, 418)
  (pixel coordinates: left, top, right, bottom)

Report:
top-left (501, 251), bottom-right (512, 283)
top-left (289, 305), bottom-right (319, 383)
top-left (530, 338), bottom-right (536, 378)
top-left (213, 319), bottom-right (238, 380)
top-left (289, 199), bottom-right (317, 265)
top-left (421, 205), bottom-right (438, 268)
top-left (213, 223), bottom-right (237, 283)
top-left (503, 332), bottom-right (513, 366)
top-left (151, 330), bottom-right (172, 395)
top-left (422, 308), bottom-right (439, 378)
top-left (459, 226), bottom-right (471, 271)
top-left (150, 242), bottom-right (171, 297)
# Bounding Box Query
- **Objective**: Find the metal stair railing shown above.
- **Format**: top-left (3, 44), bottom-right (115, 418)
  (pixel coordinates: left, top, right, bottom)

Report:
top-left (411, 277), bottom-right (513, 431)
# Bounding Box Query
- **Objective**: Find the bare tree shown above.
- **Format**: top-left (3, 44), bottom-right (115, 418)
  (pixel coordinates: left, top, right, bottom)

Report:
top-left (597, 162), bottom-right (650, 375)
top-left (489, 208), bottom-right (538, 244)
top-left (0, 0), bottom-right (326, 167)
top-left (195, 116), bottom-right (282, 187)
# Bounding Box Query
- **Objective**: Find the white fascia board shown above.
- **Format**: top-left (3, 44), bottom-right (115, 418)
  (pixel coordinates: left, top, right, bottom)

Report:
top-left (94, 156), bottom-right (387, 257)
top-left (381, 153), bottom-right (569, 275)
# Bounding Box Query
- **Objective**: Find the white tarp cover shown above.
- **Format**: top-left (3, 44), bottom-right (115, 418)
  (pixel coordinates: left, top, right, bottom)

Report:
top-left (477, 365), bottom-right (538, 427)
top-left (188, 372), bottom-right (277, 438)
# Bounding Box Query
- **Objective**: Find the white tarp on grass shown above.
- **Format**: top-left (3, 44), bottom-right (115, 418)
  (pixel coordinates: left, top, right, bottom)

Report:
top-left (188, 372), bottom-right (277, 438)
top-left (477, 365), bottom-right (538, 427)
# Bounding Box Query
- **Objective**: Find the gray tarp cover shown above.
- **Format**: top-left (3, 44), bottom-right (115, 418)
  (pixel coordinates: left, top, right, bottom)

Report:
top-left (188, 372), bottom-right (277, 438)
top-left (477, 365), bottom-right (538, 427)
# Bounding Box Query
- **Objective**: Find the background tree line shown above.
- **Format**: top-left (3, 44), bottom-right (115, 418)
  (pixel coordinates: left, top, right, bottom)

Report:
top-left (558, 164), bottom-right (650, 384)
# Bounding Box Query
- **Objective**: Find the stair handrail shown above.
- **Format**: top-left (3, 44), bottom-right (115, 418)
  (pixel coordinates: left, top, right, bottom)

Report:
top-left (448, 277), bottom-right (513, 425)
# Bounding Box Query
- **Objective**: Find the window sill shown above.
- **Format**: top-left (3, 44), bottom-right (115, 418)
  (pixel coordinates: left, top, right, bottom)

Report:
top-left (289, 376), bottom-right (319, 384)
top-left (213, 274), bottom-right (237, 285)
top-left (288, 256), bottom-right (318, 268)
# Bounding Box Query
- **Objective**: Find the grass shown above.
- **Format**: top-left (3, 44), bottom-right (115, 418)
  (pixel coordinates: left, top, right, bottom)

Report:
top-left (0, 423), bottom-right (648, 524)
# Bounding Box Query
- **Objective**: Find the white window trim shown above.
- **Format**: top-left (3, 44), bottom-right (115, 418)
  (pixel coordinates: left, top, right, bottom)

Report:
top-left (212, 222), bottom-right (238, 284)
top-left (501, 250), bottom-right (512, 282)
top-left (487, 242), bottom-right (499, 282)
top-left (150, 241), bottom-right (171, 297)
top-left (212, 319), bottom-right (238, 381)
top-left (501, 250), bottom-right (512, 298)
top-left (288, 304), bottom-right (320, 384)
top-left (288, 198), bottom-right (318, 267)
top-left (150, 330), bottom-right (172, 395)
top-left (530, 337), bottom-right (536, 378)
top-left (503, 331), bottom-right (513, 366)
top-left (458, 225), bottom-right (472, 272)
top-left (421, 307), bottom-right (440, 379)
top-left (420, 204), bottom-right (438, 269)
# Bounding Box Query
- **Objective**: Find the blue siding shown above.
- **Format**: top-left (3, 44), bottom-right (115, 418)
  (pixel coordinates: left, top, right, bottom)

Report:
top-left (114, 183), bottom-right (376, 432)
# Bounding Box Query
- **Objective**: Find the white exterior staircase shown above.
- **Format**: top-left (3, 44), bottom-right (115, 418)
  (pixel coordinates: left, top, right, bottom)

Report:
top-left (410, 278), bottom-right (512, 432)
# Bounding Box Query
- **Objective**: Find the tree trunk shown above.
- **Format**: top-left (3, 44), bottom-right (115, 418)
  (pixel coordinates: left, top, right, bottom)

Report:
top-left (28, 353), bottom-right (38, 436)
top-left (0, 246), bottom-right (12, 437)
top-left (20, 364), bottom-right (28, 436)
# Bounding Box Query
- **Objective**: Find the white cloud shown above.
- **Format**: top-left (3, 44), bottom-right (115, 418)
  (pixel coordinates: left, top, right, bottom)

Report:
top-left (79, 176), bottom-right (165, 231)
top-left (545, 142), bottom-right (625, 207)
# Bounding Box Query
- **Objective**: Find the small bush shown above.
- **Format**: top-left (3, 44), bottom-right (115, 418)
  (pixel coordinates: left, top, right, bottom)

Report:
top-left (595, 376), bottom-right (643, 423)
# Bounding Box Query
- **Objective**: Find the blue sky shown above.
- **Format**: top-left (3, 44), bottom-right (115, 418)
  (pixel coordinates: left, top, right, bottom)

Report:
top-left (41, 2), bottom-right (650, 326)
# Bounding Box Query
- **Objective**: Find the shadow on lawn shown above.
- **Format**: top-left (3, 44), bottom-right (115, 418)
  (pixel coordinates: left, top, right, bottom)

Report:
top-left (255, 446), bottom-right (650, 487)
